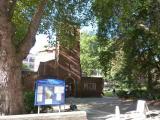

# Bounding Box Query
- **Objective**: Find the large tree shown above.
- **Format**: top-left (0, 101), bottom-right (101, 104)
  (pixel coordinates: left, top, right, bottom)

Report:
top-left (92, 0), bottom-right (160, 92)
top-left (80, 33), bottom-right (101, 76)
top-left (0, 0), bottom-right (90, 115)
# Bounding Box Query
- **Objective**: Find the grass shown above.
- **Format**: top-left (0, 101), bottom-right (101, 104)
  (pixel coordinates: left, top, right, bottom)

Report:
top-left (103, 91), bottom-right (115, 97)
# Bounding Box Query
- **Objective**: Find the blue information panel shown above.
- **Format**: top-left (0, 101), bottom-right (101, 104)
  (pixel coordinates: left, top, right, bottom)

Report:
top-left (34, 79), bottom-right (65, 106)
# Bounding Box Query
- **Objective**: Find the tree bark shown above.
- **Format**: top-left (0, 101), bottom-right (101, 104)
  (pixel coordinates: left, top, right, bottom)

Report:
top-left (0, 8), bottom-right (23, 114)
top-left (0, 55), bottom-right (23, 115)
top-left (0, 0), bottom-right (48, 115)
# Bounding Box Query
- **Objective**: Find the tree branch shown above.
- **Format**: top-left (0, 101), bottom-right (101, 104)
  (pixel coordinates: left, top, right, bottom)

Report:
top-left (19, 0), bottom-right (48, 59)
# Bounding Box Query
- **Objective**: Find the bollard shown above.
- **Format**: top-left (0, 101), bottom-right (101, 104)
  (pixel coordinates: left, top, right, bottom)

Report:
top-left (115, 106), bottom-right (120, 120)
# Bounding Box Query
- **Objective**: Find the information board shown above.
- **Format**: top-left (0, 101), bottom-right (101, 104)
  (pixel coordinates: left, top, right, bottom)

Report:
top-left (34, 79), bottom-right (65, 106)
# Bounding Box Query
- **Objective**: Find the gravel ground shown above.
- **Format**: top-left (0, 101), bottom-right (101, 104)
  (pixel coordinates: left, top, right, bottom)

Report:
top-left (64, 97), bottom-right (160, 120)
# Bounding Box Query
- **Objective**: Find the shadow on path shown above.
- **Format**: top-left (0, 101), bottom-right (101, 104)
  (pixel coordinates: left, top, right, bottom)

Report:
top-left (66, 97), bottom-right (160, 120)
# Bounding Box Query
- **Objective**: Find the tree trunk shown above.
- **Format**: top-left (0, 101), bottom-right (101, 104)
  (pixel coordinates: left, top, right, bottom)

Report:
top-left (0, 14), bottom-right (23, 115)
top-left (0, 55), bottom-right (24, 115)
top-left (147, 71), bottom-right (154, 93)
top-left (0, 0), bottom-right (48, 115)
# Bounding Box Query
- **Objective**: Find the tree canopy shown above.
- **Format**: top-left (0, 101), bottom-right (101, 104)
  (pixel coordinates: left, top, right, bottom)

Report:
top-left (12, 0), bottom-right (91, 50)
top-left (80, 33), bottom-right (101, 76)
top-left (92, 0), bottom-right (160, 93)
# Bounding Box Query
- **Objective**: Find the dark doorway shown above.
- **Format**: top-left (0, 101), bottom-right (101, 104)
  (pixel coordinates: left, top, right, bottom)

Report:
top-left (65, 78), bottom-right (75, 97)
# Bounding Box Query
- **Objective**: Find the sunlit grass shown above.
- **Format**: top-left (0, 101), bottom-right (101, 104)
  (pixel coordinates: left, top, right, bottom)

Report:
top-left (103, 91), bottom-right (115, 97)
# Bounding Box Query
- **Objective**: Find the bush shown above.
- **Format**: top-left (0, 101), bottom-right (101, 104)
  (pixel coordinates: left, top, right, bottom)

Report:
top-left (104, 91), bottom-right (114, 97)
top-left (116, 89), bottom-right (160, 100)
top-left (116, 90), bottom-right (128, 98)
top-left (24, 91), bottom-right (54, 113)
top-left (24, 91), bottom-right (37, 113)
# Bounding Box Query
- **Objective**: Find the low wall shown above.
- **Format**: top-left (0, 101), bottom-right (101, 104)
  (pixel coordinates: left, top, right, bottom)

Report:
top-left (0, 111), bottom-right (87, 120)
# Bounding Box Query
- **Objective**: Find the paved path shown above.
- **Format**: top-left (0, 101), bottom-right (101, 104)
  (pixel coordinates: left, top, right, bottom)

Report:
top-left (65, 97), bottom-right (160, 120)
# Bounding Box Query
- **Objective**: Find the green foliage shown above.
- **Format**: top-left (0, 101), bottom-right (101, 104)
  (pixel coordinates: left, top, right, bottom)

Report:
top-left (56, 21), bottom-right (79, 49)
top-left (23, 92), bottom-right (55, 113)
top-left (103, 91), bottom-right (114, 97)
top-left (24, 91), bottom-right (37, 113)
top-left (39, 0), bottom-right (92, 48)
top-left (22, 64), bottom-right (31, 71)
top-left (116, 89), bottom-right (160, 100)
top-left (11, 0), bottom-right (91, 49)
top-left (80, 33), bottom-right (101, 76)
top-left (92, 0), bottom-right (160, 93)
top-left (12, 0), bottom-right (38, 48)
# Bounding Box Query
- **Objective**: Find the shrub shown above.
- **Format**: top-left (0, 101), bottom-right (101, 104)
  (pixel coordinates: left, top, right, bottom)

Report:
top-left (104, 91), bottom-right (114, 97)
top-left (116, 89), bottom-right (160, 100)
top-left (116, 90), bottom-right (128, 98)
top-left (24, 91), bottom-right (37, 113)
top-left (24, 91), bottom-right (54, 113)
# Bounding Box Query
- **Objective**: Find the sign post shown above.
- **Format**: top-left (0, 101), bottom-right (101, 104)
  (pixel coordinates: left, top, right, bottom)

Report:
top-left (34, 79), bottom-right (65, 113)
top-left (38, 106), bottom-right (40, 114)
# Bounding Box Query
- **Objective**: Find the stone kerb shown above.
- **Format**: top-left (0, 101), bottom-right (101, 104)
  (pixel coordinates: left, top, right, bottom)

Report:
top-left (0, 111), bottom-right (87, 120)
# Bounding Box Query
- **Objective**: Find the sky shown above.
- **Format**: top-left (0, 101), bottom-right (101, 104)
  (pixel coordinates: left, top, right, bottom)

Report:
top-left (30, 34), bottom-right (49, 54)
